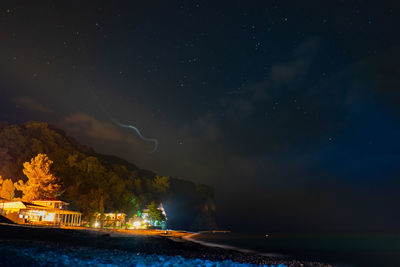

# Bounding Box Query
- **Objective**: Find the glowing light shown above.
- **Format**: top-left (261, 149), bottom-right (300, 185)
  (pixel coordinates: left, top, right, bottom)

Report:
top-left (133, 221), bottom-right (141, 228)
top-left (46, 213), bottom-right (55, 221)
top-left (112, 119), bottom-right (158, 153)
top-left (94, 222), bottom-right (99, 227)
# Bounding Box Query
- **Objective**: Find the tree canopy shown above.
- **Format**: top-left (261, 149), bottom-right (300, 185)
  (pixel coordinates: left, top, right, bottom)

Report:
top-left (146, 201), bottom-right (166, 225)
top-left (0, 176), bottom-right (15, 200)
top-left (15, 153), bottom-right (61, 201)
top-left (0, 121), bottom-right (217, 230)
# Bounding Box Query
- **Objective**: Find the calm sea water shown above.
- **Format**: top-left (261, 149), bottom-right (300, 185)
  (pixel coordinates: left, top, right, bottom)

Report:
top-left (190, 232), bottom-right (400, 267)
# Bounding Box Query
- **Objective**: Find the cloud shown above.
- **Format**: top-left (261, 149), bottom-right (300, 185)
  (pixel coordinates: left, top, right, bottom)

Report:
top-left (217, 37), bottom-right (319, 122)
top-left (269, 37), bottom-right (319, 84)
top-left (220, 97), bottom-right (254, 120)
top-left (269, 59), bottom-right (310, 84)
top-left (194, 113), bottom-right (224, 142)
top-left (365, 46), bottom-right (400, 111)
top-left (294, 37), bottom-right (320, 57)
top-left (60, 112), bottom-right (137, 143)
top-left (15, 97), bottom-right (53, 113)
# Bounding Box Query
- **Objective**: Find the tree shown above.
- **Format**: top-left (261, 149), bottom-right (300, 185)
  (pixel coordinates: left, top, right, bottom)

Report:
top-left (15, 154), bottom-right (61, 201)
top-left (126, 194), bottom-right (140, 216)
top-left (0, 176), bottom-right (15, 200)
top-left (146, 201), bottom-right (166, 225)
top-left (152, 175), bottom-right (170, 193)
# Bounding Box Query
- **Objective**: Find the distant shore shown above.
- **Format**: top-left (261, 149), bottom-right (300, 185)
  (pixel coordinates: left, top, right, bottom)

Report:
top-left (0, 223), bottom-right (332, 266)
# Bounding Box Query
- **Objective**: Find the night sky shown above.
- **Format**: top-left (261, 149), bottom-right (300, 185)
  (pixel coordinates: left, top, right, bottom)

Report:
top-left (1, 1), bottom-right (399, 231)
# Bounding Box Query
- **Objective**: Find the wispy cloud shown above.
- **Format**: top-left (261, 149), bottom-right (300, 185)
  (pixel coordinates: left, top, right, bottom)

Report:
top-left (60, 112), bottom-right (137, 144)
top-left (15, 97), bottom-right (53, 113)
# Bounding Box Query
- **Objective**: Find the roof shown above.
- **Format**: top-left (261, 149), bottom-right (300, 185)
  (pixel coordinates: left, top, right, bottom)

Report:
top-left (23, 202), bottom-right (53, 208)
top-left (33, 198), bottom-right (69, 206)
top-left (1, 201), bottom-right (30, 210)
top-left (33, 196), bottom-right (64, 202)
top-left (1, 201), bottom-right (81, 214)
top-left (0, 197), bottom-right (9, 203)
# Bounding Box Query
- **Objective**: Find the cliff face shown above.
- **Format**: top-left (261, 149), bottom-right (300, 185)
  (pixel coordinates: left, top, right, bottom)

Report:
top-left (0, 121), bottom-right (218, 230)
top-left (164, 179), bottom-right (217, 231)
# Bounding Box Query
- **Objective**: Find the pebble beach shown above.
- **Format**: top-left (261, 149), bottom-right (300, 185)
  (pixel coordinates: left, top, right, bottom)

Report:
top-left (0, 223), bottom-right (333, 267)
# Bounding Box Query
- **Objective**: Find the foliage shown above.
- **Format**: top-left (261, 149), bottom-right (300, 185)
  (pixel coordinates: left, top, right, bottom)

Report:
top-left (152, 175), bottom-right (170, 194)
top-left (0, 122), bottom-right (165, 216)
top-left (14, 153), bottom-right (61, 201)
top-left (146, 201), bottom-right (166, 225)
top-left (0, 121), bottom-right (216, 230)
top-left (0, 176), bottom-right (15, 200)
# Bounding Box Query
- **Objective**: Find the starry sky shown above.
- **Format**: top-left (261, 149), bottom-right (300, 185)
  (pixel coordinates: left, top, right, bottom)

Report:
top-left (1, 1), bottom-right (399, 231)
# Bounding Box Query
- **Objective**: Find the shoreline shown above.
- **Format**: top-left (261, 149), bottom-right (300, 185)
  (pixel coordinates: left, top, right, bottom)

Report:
top-left (0, 223), bottom-right (333, 266)
top-left (183, 232), bottom-right (285, 257)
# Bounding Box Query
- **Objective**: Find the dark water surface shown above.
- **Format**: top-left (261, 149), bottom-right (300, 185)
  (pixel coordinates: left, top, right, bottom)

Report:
top-left (190, 232), bottom-right (400, 267)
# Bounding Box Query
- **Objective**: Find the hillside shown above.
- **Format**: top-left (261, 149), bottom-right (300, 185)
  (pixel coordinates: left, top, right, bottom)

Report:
top-left (0, 121), bottom-right (217, 231)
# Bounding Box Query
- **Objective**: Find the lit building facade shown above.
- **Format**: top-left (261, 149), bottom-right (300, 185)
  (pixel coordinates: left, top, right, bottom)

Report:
top-left (0, 198), bottom-right (81, 226)
top-left (93, 212), bottom-right (126, 228)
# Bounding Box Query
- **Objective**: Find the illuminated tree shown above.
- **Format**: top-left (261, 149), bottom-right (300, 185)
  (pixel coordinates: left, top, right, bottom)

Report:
top-left (0, 122), bottom-right (213, 227)
top-left (15, 154), bottom-right (61, 201)
top-left (0, 176), bottom-right (15, 200)
top-left (146, 201), bottom-right (166, 225)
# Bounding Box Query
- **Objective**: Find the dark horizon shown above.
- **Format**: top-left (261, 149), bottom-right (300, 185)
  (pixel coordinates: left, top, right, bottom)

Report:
top-left (1, 1), bottom-right (399, 232)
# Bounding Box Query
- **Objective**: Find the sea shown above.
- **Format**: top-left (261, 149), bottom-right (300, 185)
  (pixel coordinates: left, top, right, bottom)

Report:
top-left (188, 232), bottom-right (400, 267)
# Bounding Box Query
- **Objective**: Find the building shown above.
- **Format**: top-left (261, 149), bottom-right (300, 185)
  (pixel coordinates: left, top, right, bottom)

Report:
top-left (32, 198), bottom-right (67, 209)
top-left (0, 197), bottom-right (8, 216)
top-left (0, 197), bottom-right (81, 226)
top-left (93, 212), bottom-right (126, 228)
